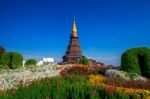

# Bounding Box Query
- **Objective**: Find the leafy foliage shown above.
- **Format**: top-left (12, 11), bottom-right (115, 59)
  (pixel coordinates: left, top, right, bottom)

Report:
top-left (79, 56), bottom-right (89, 65)
top-left (0, 52), bottom-right (23, 69)
top-left (121, 47), bottom-right (150, 77)
top-left (25, 59), bottom-right (37, 69)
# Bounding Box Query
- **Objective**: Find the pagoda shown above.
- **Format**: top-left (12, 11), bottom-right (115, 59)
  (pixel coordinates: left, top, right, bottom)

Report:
top-left (63, 18), bottom-right (83, 63)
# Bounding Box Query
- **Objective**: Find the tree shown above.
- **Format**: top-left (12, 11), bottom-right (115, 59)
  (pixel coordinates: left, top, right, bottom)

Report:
top-left (0, 46), bottom-right (5, 67)
top-left (79, 56), bottom-right (89, 65)
top-left (0, 52), bottom-right (23, 69)
top-left (121, 47), bottom-right (150, 77)
top-left (0, 46), bottom-right (5, 57)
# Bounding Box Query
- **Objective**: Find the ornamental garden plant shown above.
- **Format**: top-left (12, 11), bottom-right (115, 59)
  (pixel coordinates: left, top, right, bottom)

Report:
top-left (121, 47), bottom-right (150, 77)
top-left (79, 56), bottom-right (90, 65)
top-left (0, 52), bottom-right (23, 69)
top-left (25, 59), bottom-right (37, 69)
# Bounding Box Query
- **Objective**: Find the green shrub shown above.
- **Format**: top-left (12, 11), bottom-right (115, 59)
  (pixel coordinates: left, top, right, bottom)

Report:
top-left (121, 47), bottom-right (150, 77)
top-left (0, 52), bottom-right (23, 69)
top-left (25, 59), bottom-right (37, 69)
top-left (79, 56), bottom-right (89, 65)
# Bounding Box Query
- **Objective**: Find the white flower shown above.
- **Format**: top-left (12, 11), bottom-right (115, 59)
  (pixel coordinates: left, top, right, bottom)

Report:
top-left (105, 69), bottom-right (147, 81)
top-left (0, 65), bottom-right (61, 90)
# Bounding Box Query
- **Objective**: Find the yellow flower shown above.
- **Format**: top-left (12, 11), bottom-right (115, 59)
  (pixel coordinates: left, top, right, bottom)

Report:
top-left (116, 86), bottom-right (150, 98)
top-left (146, 96), bottom-right (150, 99)
top-left (88, 75), bottom-right (105, 83)
top-left (88, 76), bottom-right (150, 98)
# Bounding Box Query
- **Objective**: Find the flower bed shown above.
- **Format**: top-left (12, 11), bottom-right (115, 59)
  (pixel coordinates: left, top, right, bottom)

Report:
top-left (60, 65), bottom-right (106, 76)
top-left (0, 74), bottom-right (130, 99)
top-left (104, 78), bottom-right (150, 90)
top-left (105, 69), bottom-right (147, 81)
top-left (88, 74), bottom-right (150, 98)
top-left (0, 65), bottom-right (61, 90)
top-left (0, 65), bottom-right (150, 98)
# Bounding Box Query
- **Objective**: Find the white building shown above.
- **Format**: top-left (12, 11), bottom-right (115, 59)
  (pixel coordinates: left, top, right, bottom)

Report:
top-left (23, 61), bottom-right (26, 67)
top-left (37, 58), bottom-right (55, 66)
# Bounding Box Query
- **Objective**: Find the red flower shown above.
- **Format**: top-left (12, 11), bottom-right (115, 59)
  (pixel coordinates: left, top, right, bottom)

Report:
top-left (19, 80), bottom-right (23, 84)
top-left (92, 90), bottom-right (97, 96)
top-left (106, 85), bottom-right (116, 93)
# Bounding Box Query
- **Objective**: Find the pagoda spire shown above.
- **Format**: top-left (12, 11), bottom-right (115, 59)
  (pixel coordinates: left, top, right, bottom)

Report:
top-left (72, 17), bottom-right (78, 37)
top-left (63, 17), bottom-right (83, 63)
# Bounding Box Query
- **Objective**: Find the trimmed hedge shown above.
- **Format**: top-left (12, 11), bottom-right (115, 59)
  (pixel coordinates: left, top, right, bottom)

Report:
top-left (121, 47), bottom-right (150, 77)
top-left (25, 59), bottom-right (37, 69)
top-left (25, 59), bottom-right (37, 66)
top-left (0, 52), bottom-right (23, 69)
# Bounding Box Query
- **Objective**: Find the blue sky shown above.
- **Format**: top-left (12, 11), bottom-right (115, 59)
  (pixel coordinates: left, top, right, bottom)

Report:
top-left (0, 0), bottom-right (150, 66)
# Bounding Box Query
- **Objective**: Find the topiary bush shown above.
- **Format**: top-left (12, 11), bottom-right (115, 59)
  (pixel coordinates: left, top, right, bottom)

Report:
top-left (121, 47), bottom-right (150, 77)
top-left (0, 52), bottom-right (23, 69)
top-left (79, 56), bottom-right (89, 65)
top-left (25, 59), bottom-right (37, 69)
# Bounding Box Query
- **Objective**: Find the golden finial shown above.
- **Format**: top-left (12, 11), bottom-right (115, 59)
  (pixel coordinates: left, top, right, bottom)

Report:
top-left (72, 17), bottom-right (78, 37)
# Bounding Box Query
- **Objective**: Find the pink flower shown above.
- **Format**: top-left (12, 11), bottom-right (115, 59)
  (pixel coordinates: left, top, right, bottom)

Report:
top-left (25, 82), bottom-right (30, 88)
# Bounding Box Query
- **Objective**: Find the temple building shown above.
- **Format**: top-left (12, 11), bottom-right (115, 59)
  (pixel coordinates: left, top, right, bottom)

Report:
top-left (63, 18), bottom-right (83, 63)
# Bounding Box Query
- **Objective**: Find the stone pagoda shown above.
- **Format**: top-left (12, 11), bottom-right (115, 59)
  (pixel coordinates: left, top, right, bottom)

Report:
top-left (63, 18), bottom-right (83, 63)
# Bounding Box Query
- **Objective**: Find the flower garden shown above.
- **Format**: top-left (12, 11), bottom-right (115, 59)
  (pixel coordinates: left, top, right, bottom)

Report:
top-left (0, 65), bottom-right (150, 99)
